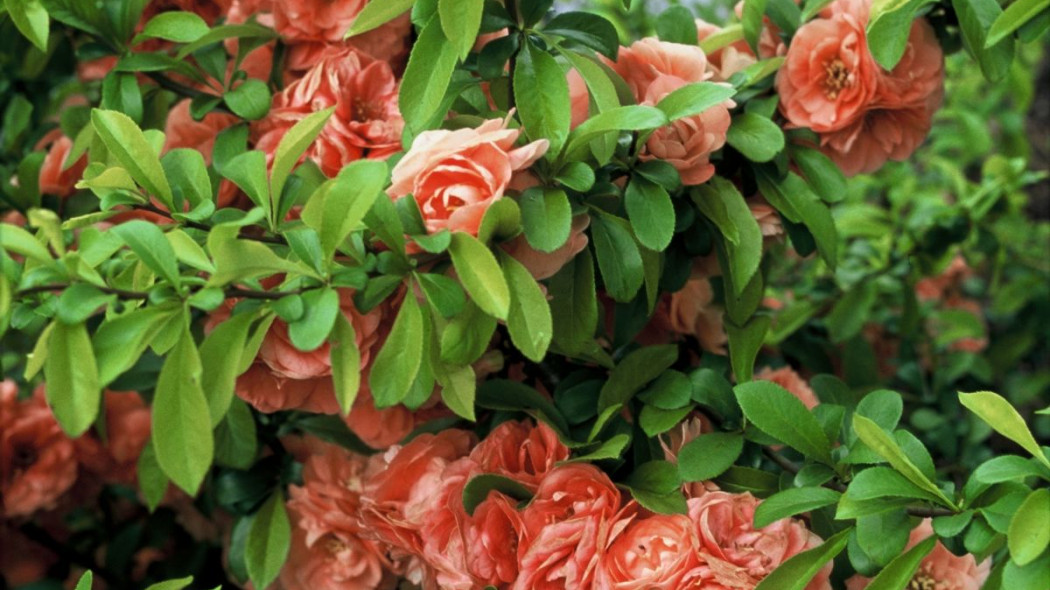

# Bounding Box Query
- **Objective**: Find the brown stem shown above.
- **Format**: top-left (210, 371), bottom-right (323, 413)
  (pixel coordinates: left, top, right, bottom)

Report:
top-left (130, 203), bottom-right (286, 245)
top-left (144, 71), bottom-right (230, 114)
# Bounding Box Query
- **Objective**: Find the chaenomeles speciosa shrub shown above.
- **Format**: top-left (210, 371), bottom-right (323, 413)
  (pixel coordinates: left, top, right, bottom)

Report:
top-left (1, 0), bottom-right (1047, 589)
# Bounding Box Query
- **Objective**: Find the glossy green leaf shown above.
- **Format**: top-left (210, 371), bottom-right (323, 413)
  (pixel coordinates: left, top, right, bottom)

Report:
top-left (5, 0), bottom-right (49, 51)
top-left (625, 176), bottom-right (675, 251)
top-left (330, 313), bottom-right (361, 415)
top-left (462, 474), bottom-right (533, 516)
top-left (399, 16), bottom-right (460, 132)
top-left (754, 487), bottom-right (841, 528)
top-left (736, 380), bottom-right (833, 463)
top-left (246, 490), bottom-right (291, 590)
top-left (94, 306), bottom-right (178, 386)
top-left (678, 432), bottom-right (745, 482)
top-left (985, 0), bottom-right (1048, 47)
top-left (152, 326), bottom-right (214, 494)
top-left (520, 187), bottom-right (572, 253)
top-left (449, 232), bottom-right (511, 320)
top-left (959, 391), bottom-right (1050, 469)
top-left (111, 220), bottom-right (183, 291)
top-left (139, 11), bottom-right (208, 43)
top-left (270, 107), bottom-right (334, 217)
top-left (727, 112), bottom-right (784, 162)
top-left (656, 81), bottom-right (736, 121)
top-left (44, 321), bottom-right (101, 436)
top-left (549, 248), bottom-right (598, 354)
top-left (590, 213), bottom-right (644, 302)
top-left (852, 415), bottom-right (956, 508)
top-left (1008, 488), bottom-right (1050, 566)
top-left (515, 39), bottom-right (571, 156)
top-left (439, 0), bottom-right (483, 58)
top-left (864, 535), bottom-right (937, 590)
top-left (200, 311), bottom-right (258, 425)
top-left (369, 293), bottom-right (424, 407)
top-left (597, 344), bottom-right (678, 410)
top-left (91, 109), bottom-right (174, 208)
top-left (501, 252), bottom-right (553, 362)
top-left (288, 288), bottom-right (339, 352)
top-left (300, 160), bottom-right (387, 259)
top-left (225, 79), bottom-right (271, 121)
top-left (346, 0), bottom-right (414, 36)
top-left (56, 284), bottom-right (113, 324)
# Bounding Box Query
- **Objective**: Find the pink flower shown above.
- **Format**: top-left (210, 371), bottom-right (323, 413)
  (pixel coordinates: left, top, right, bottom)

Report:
top-left (609, 38), bottom-right (733, 186)
top-left (387, 117), bottom-right (548, 236)
top-left (755, 366), bottom-right (820, 410)
top-left (73, 391), bottom-right (151, 485)
top-left (280, 525), bottom-right (390, 590)
top-left (235, 364), bottom-right (341, 414)
top-left (597, 510), bottom-right (703, 590)
top-left (751, 201), bottom-right (784, 239)
top-left (465, 490), bottom-right (526, 587)
top-left (254, 48), bottom-right (403, 178)
top-left (514, 463), bottom-right (624, 590)
top-left (609, 38), bottom-right (710, 100)
top-left (1, 383), bottom-right (78, 517)
top-left (287, 443), bottom-right (371, 543)
top-left (777, 5), bottom-right (878, 133)
top-left (258, 290), bottom-right (384, 381)
top-left (667, 278), bottom-right (728, 355)
top-left (845, 520), bottom-right (990, 590)
top-left (359, 430), bottom-right (476, 567)
top-left (568, 68), bottom-right (592, 129)
top-left (271, 0), bottom-right (411, 68)
top-left (468, 420), bottom-right (570, 489)
top-left (688, 491), bottom-right (832, 589)
top-left (37, 134), bottom-right (87, 198)
top-left (144, 0), bottom-right (232, 24)
top-left (343, 389), bottom-right (416, 449)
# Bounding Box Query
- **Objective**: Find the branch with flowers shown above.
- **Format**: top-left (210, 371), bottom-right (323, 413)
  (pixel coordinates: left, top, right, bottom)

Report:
top-left (1, 0), bottom-right (1048, 589)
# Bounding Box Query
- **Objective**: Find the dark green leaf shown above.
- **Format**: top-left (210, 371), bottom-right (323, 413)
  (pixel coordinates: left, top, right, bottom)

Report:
top-left (370, 294), bottom-right (424, 406)
top-left (727, 112), bottom-right (784, 162)
top-left (520, 187), bottom-right (572, 253)
top-left (597, 344), bottom-right (678, 410)
top-left (225, 79), bottom-right (271, 121)
top-left (590, 213), bottom-right (644, 302)
top-left (735, 380), bottom-right (833, 462)
top-left (515, 39), bottom-right (571, 156)
top-left (678, 432), bottom-right (745, 482)
top-left (625, 176), bottom-right (675, 251)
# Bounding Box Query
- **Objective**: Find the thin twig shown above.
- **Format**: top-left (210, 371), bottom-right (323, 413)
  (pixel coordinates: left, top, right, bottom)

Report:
top-left (130, 203), bottom-right (287, 245)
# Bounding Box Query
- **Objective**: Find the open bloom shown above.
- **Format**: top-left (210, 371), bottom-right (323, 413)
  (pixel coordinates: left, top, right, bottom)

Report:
top-left (1, 383), bottom-right (78, 517)
top-left (468, 420), bottom-right (570, 489)
top-left (514, 463), bottom-right (624, 590)
top-left (280, 524), bottom-right (389, 590)
top-left (270, 0), bottom-right (411, 69)
top-left (845, 520), bottom-right (990, 590)
top-left (610, 38), bottom-right (733, 186)
top-left (254, 48), bottom-right (404, 177)
top-left (755, 366), bottom-right (820, 409)
top-left (387, 116), bottom-right (548, 236)
top-left (667, 278), bottom-right (728, 355)
top-left (688, 491), bottom-right (832, 589)
top-left (74, 391), bottom-right (151, 485)
top-left (597, 510), bottom-right (703, 590)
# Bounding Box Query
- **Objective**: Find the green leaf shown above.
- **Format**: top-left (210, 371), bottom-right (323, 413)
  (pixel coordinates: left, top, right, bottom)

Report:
top-left (44, 321), bottom-right (100, 437)
top-left (449, 232), bottom-right (511, 320)
top-left (656, 5), bottom-right (700, 44)
top-left (462, 474), bottom-right (534, 516)
top-left (754, 527), bottom-right (850, 590)
top-left (569, 433), bottom-right (630, 462)
top-left (435, 362), bottom-right (476, 421)
top-left (864, 535), bottom-right (937, 590)
top-left (852, 415), bottom-right (956, 508)
top-left (246, 490), bottom-right (291, 590)
top-left (501, 252), bottom-right (553, 362)
top-left (857, 510), bottom-right (912, 566)
top-left (754, 487), bottom-right (841, 528)
top-left (300, 160), bottom-right (387, 260)
top-left (57, 284), bottom-right (113, 325)
top-left (163, 149), bottom-right (212, 208)
top-left (841, 467), bottom-right (942, 506)
top-left (692, 177), bottom-right (763, 295)
top-left (625, 176), bottom-right (675, 252)
top-left (742, 0), bottom-right (769, 52)
top-left (549, 248), bottom-right (598, 354)
top-left (112, 220), bottom-right (183, 291)
top-left (270, 107), bottom-right (334, 218)
top-left (1002, 550), bottom-right (1050, 589)
top-left (866, 0), bottom-right (937, 70)
top-left (5, 0), bottom-right (49, 52)
top-left (544, 11), bottom-right (620, 60)
top-left (288, 288), bottom-right (339, 352)
top-left (515, 39), bottom-right (571, 156)
top-left (152, 326), bottom-right (214, 494)
top-left (520, 187), bottom-right (572, 253)
top-left (639, 405), bottom-right (694, 437)
top-left (597, 344), bottom-right (678, 410)
top-left (143, 577), bottom-right (194, 590)
top-left (369, 294), bottom-right (424, 407)
top-left (214, 398), bottom-right (257, 470)
top-left (791, 146), bottom-right (847, 203)
top-left (678, 432), bottom-right (745, 482)
top-left (726, 315), bottom-right (771, 383)
top-left (590, 213), bottom-right (644, 302)
top-left (207, 227), bottom-right (316, 286)
top-left (477, 379), bottom-right (570, 435)
top-left (727, 112), bottom-right (785, 162)
top-left (952, 0), bottom-right (1015, 81)
top-left (0, 222), bottom-right (53, 263)
top-left (138, 441), bottom-right (169, 511)
top-left (826, 281), bottom-right (878, 343)
top-left (200, 311), bottom-right (258, 425)
top-left (73, 571), bottom-right (92, 590)
top-left (564, 106), bottom-right (669, 157)
top-left (625, 461), bottom-right (687, 514)
top-left (974, 455), bottom-right (1049, 484)
top-left (91, 109), bottom-right (174, 208)
top-left (959, 391), bottom-right (1050, 469)
top-left (656, 82), bottom-right (736, 121)
top-left (735, 380), bottom-right (833, 463)
top-left (346, 0), bottom-right (413, 36)
top-left (399, 16), bottom-right (460, 132)
top-left (225, 79), bottom-right (271, 121)
top-left (755, 170), bottom-right (837, 268)
top-left (440, 299), bottom-right (496, 365)
top-left (222, 151), bottom-right (269, 215)
top-left (416, 273), bottom-right (466, 319)
top-left (94, 307), bottom-right (178, 386)
top-left (985, 0), bottom-right (1048, 47)
top-left (330, 313), bottom-right (361, 415)
top-left (1008, 488), bottom-right (1050, 566)
top-left (139, 11), bottom-right (208, 43)
top-left (638, 370), bottom-right (693, 409)
top-left (439, 0), bottom-right (483, 59)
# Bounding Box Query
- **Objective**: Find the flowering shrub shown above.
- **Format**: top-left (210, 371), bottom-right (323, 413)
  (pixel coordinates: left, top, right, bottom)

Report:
top-left (1, 0), bottom-right (1048, 589)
